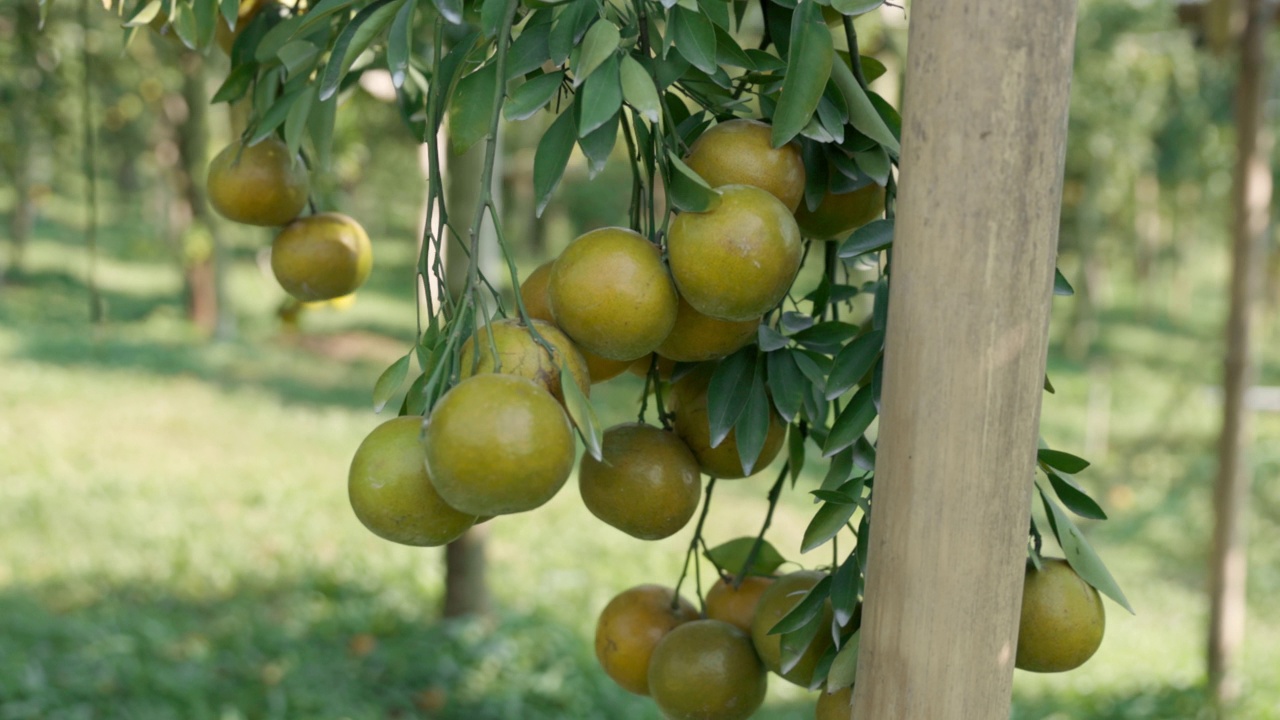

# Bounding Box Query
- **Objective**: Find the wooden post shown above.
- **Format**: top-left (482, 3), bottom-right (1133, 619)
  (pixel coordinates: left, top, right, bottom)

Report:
top-left (849, 2), bottom-right (1079, 719)
top-left (1208, 0), bottom-right (1274, 706)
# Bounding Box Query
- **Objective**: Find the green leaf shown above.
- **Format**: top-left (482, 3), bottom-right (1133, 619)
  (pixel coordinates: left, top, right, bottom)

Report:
top-left (573, 19), bottom-right (619, 87)
top-left (667, 151), bottom-right (723, 212)
top-left (249, 88), bottom-right (303, 144)
top-left (859, 54), bottom-right (887, 83)
top-left (277, 40), bottom-right (321, 78)
top-left (802, 495), bottom-right (858, 552)
top-left (318, 0), bottom-right (401, 102)
top-left (219, 0), bottom-right (239, 27)
top-left (792, 350), bottom-right (830, 394)
top-left (283, 82), bottom-right (316, 161)
top-left (830, 553), bottom-right (860, 627)
top-left (448, 63), bottom-right (500, 155)
top-left (704, 537), bottom-right (786, 577)
top-left (713, 23), bottom-right (754, 69)
top-left (307, 91), bottom-right (337, 170)
top-left (291, 0), bottom-right (358, 37)
top-left (831, 57), bottom-right (900, 155)
top-left (826, 631), bottom-right (860, 690)
top-left (825, 329), bottom-right (883, 400)
top-left (831, 0), bottom-right (882, 15)
top-left (766, 349), bottom-right (807, 424)
top-left (793, 321), bottom-right (859, 354)
top-left (548, 0), bottom-right (595, 66)
top-left (387, 0), bottom-right (416, 87)
top-left (1044, 374), bottom-right (1056, 394)
top-left (811, 489), bottom-right (858, 504)
top-left (1047, 471), bottom-right (1108, 520)
top-left (771, 0), bottom-right (833, 148)
top-left (211, 62), bottom-right (257, 104)
top-left (577, 53), bottom-right (622, 137)
top-left (670, 6), bottom-right (717, 74)
top-left (787, 423), bottom-right (806, 482)
top-left (1037, 481), bottom-right (1133, 614)
top-left (620, 54), bottom-right (661, 124)
top-left (839, 218), bottom-right (893, 259)
top-left (780, 312), bottom-right (814, 334)
top-left (698, 0), bottom-right (730, 29)
top-left (533, 107), bottom-right (577, 216)
top-left (373, 354), bottom-right (412, 412)
top-left (124, 0), bottom-right (163, 27)
top-left (1038, 449), bottom-right (1091, 474)
top-left (505, 71), bottom-right (565, 121)
top-left (781, 612), bottom-right (825, 681)
top-left (823, 384), bottom-right (875, 457)
top-left (432, 0), bottom-right (462, 24)
top-left (1054, 267), bottom-right (1075, 296)
top-left (506, 13), bottom-right (552, 80)
top-left (707, 349), bottom-right (757, 448)
top-left (561, 361), bottom-right (604, 461)
top-left (853, 145), bottom-right (890, 186)
top-left (479, 0), bottom-right (506, 37)
top-left (735, 365), bottom-right (772, 475)
top-left (430, 30), bottom-right (480, 126)
top-left (400, 372), bottom-right (430, 416)
top-left (171, 2), bottom-right (198, 49)
top-left (194, 0), bottom-right (218, 48)
top-left (578, 106), bottom-right (618, 177)
top-left (820, 447), bottom-right (853, 492)
top-left (758, 325), bottom-right (788, 352)
top-left (770, 575), bottom-right (832, 635)
top-left (872, 277), bottom-right (889, 331)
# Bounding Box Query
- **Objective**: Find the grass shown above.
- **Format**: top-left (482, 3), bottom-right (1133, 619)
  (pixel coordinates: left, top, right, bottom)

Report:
top-left (2, 210), bottom-right (1280, 719)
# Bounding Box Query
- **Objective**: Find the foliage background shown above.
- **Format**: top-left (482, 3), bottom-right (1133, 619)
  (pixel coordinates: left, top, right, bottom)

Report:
top-left (2, 0), bottom-right (1280, 717)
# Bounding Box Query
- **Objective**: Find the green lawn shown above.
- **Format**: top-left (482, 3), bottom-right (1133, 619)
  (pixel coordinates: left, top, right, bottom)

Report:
top-left (2, 216), bottom-right (1279, 719)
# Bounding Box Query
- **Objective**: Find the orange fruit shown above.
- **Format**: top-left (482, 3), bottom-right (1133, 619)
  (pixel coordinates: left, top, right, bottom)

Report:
top-left (457, 318), bottom-right (590, 404)
top-left (422, 374), bottom-right (575, 516)
top-left (1016, 558), bottom-right (1106, 672)
top-left (207, 137), bottom-right (309, 226)
top-left (657, 295), bottom-right (760, 363)
top-left (668, 184), bottom-right (802, 321)
top-left (815, 685), bottom-right (854, 720)
top-left (519, 261), bottom-right (632, 383)
top-left (794, 183), bottom-right (885, 241)
top-left (648, 619), bottom-right (769, 720)
top-left (548, 227), bottom-right (679, 361)
top-left (595, 585), bottom-right (700, 695)
top-left (751, 570), bottom-right (835, 688)
top-left (578, 423), bottom-right (702, 540)
top-left (683, 118), bottom-right (807, 212)
top-left (271, 212), bottom-right (372, 302)
top-left (705, 575), bottom-right (775, 634)
top-left (670, 365), bottom-right (786, 479)
top-left (347, 416), bottom-right (476, 546)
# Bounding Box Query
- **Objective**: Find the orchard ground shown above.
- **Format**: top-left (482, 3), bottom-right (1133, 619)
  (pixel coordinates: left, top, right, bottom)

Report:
top-left (2, 205), bottom-right (1280, 719)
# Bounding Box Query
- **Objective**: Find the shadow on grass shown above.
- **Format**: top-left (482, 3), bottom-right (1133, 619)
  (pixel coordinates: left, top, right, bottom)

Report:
top-left (1012, 683), bottom-right (1215, 720)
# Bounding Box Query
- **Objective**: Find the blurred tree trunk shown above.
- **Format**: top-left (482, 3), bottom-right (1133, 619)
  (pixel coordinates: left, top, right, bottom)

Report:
top-left (439, 131), bottom-right (502, 619)
top-left (174, 50), bottom-right (234, 339)
top-left (5, 0), bottom-right (38, 280)
top-left (1208, 0), bottom-right (1273, 708)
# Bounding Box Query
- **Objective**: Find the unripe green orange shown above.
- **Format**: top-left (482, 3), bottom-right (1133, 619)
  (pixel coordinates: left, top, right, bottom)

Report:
top-left (207, 137), bottom-right (309, 226)
top-left (271, 212), bottom-right (372, 302)
top-left (683, 118), bottom-right (806, 212)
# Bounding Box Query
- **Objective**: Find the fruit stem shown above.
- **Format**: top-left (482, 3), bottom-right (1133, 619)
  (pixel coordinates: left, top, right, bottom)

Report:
top-left (672, 477), bottom-right (718, 612)
top-left (733, 461), bottom-right (789, 589)
top-left (841, 16), bottom-right (869, 90)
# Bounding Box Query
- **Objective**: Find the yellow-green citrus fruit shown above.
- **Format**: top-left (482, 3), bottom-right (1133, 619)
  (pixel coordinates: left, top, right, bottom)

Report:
top-left (595, 585), bottom-right (700, 696)
top-left (207, 137), bottom-right (309, 226)
top-left (458, 318), bottom-right (590, 404)
top-left (670, 365), bottom-right (786, 479)
top-left (815, 685), bottom-right (854, 720)
top-left (668, 185), bottom-right (803, 322)
top-left (579, 423), bottom-right (702, 540)
top-left (1016, 558), bottom-right (1106, 673)
top-left (347, 416), bottom-right (477, 547)
top-left (794, 183), bottom-right (886, 241)
top-left (422, 374), bottom-right (575, 516)
top-left (683, 118), bottom-right (807, 212)
top-left (751, 570), bottom-right (835, 688)
top-left (548, 227), bottom-right (678, 361)
top-left (271, 212), bottom-right (373, 302)
top-left (648, 619), bottom-right (769, 720)
top-left (705, 575), bottom-right (775, 634)
top-left (658, 295), bottom-right (760, 363)
top-left (519, 261), bottom-right (632, 383)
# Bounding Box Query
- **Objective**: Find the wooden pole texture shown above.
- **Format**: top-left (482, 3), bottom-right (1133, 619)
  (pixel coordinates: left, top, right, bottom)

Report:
top-left (849, 2), bottom-right (1079, 719)
top-left (1208, 0), bottom-right (1274, 706)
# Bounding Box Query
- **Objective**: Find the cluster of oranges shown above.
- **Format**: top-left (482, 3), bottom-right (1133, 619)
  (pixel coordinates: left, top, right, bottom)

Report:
top-left (594, 572), bottom-right (854, 720)
top-left (206, 136), bottom-right (373, 304)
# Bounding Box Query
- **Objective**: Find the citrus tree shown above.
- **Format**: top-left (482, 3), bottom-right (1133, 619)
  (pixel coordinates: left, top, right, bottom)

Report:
top-left (118, 0), bottom-right (1133, 714)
